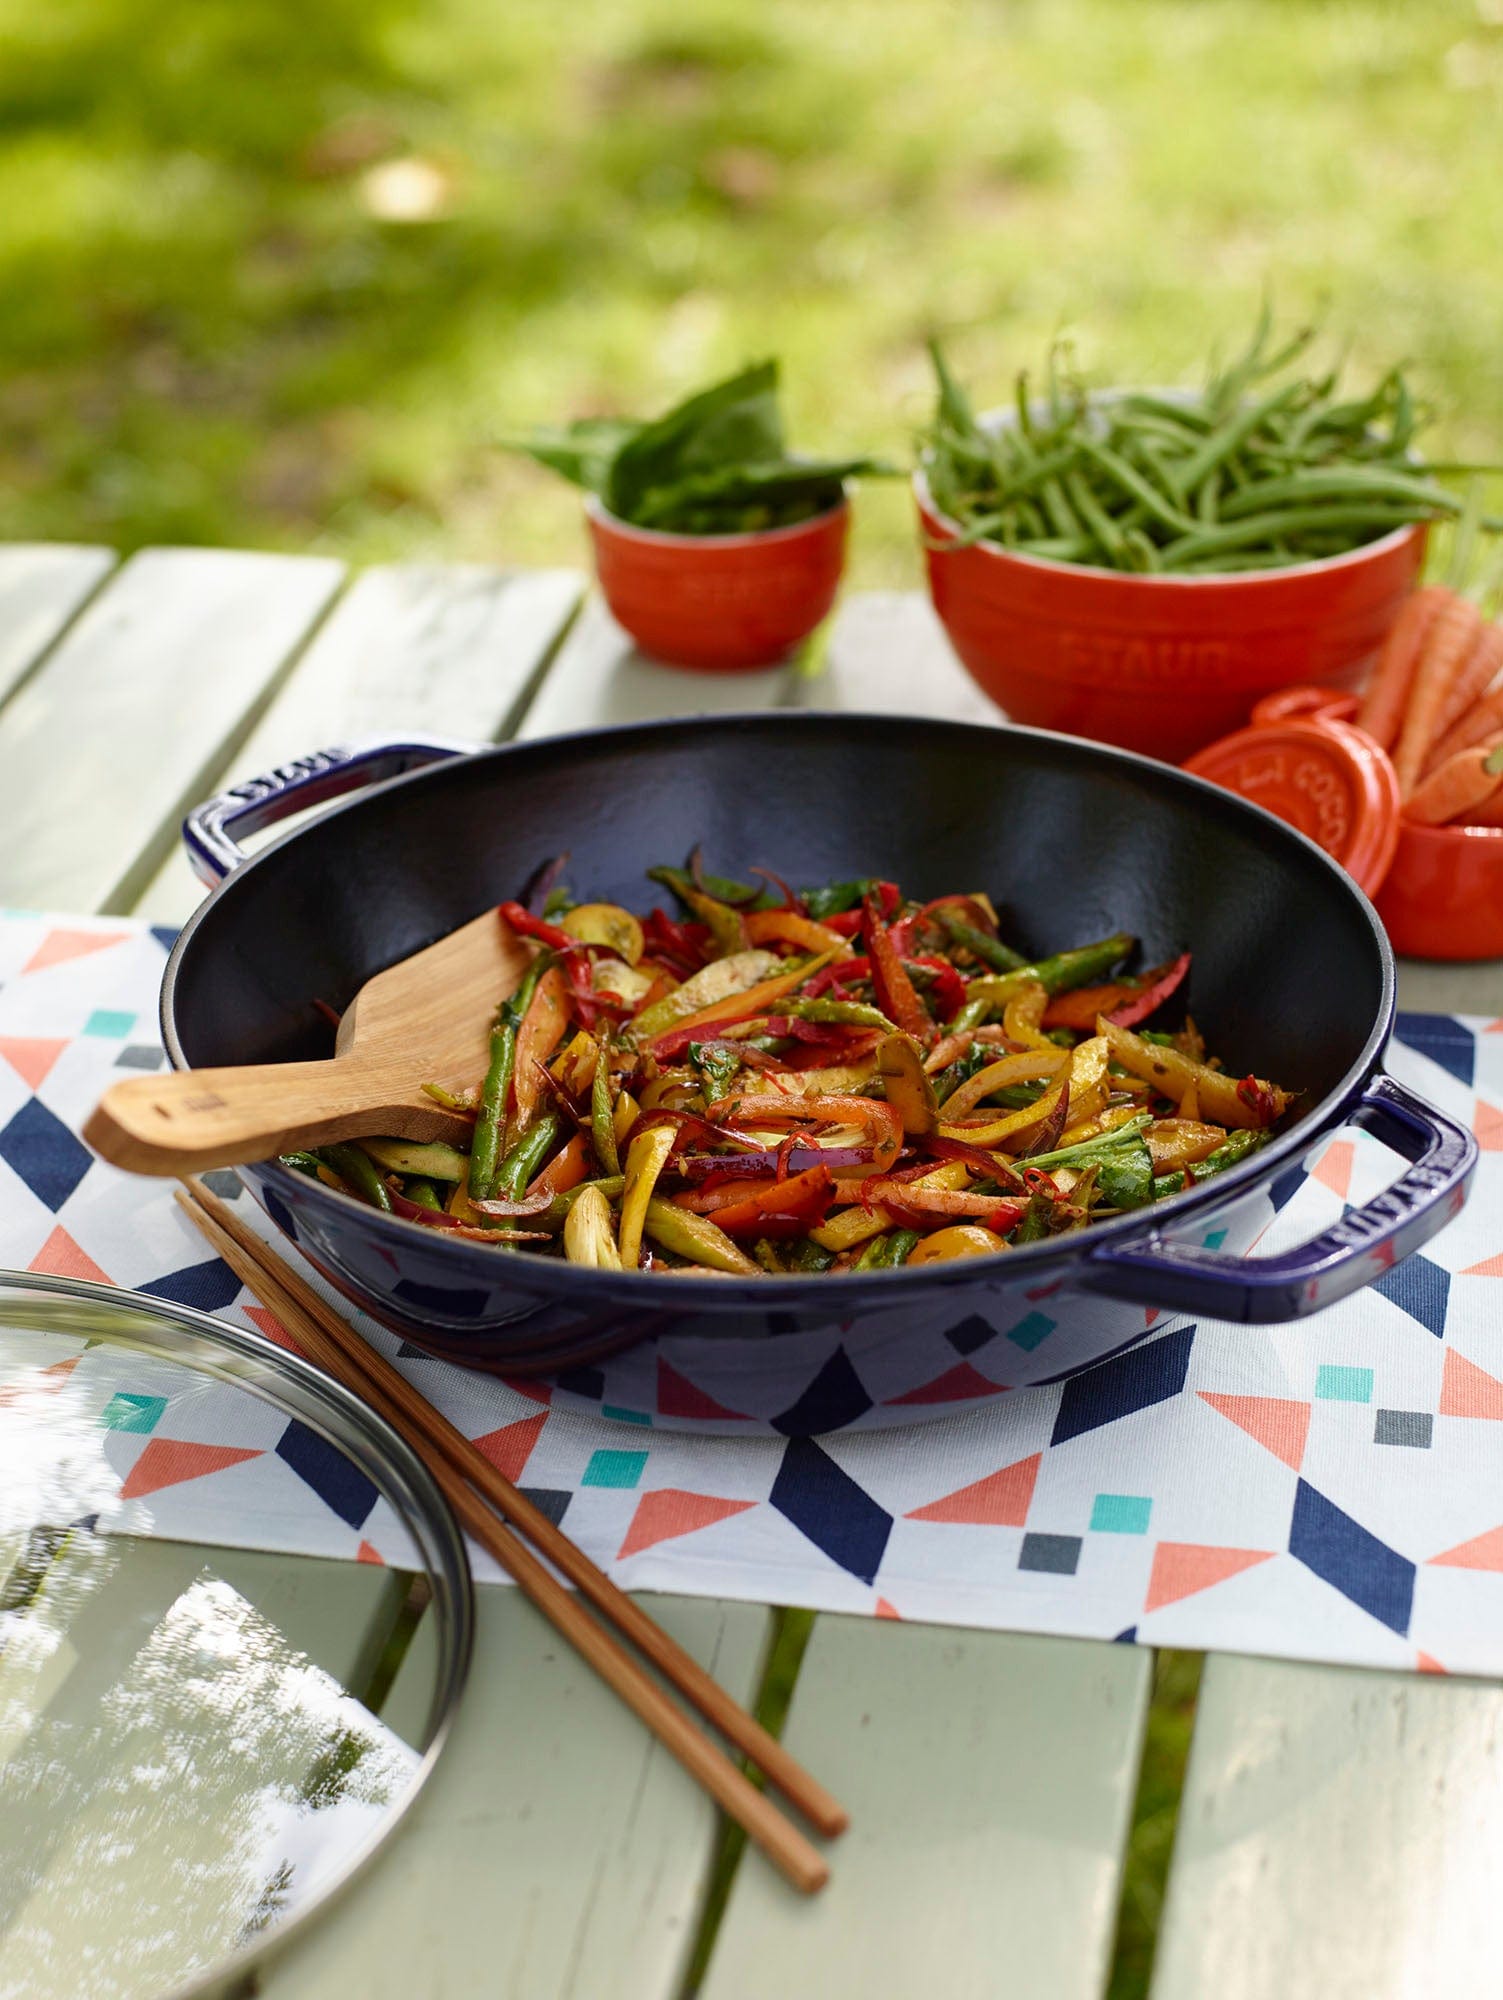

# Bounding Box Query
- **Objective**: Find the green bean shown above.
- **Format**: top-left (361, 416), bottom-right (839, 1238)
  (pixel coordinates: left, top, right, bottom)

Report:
top-left (788, 1237), bottom-right (837, 1274)
top-left (319, 1143), bottom-right (394, 1213)
top-left (1074, 435), bottom-right (1198, 534)
top-left (1151, 1170), bottom-right (1189, 1201)
top-left (1215, 466), bottom-right (1468, 521)
top-left (934, 911), bottom-right (1027, 974)
top-left (278, 1151), bottom-right (324, 1178)
top-left (592, 1038), bottom-right (621, 1174)
top-left (494, 1112), bottom-right (563, 1202)
top-left (468, 1021), bottom-right (517, 1200)
top-left (544, 1175), bottom-right (625, 1228)
top-left (883, 1230), bottom-right (921, 1266)
top-left (404, 1179), bottom-right (444, 1212)
top-left (945, 995), bottom-right (991, 1035)
top-left (751, 1237), bottom-right (788, 1274)
top-left (1066, 470), bottom-right (1127, 565)
top-left (1159, 505), bottom-right (1439, 570)
top-left (1039, 476), bottom-right (1083, 541)
top-left (778, 998), bottom-right (897, 1029)
top-left (1168, 382), bottom-right (1303, 497)
top-left (1189, 1128), bottom-right (1269, 1180)
top-left (855, 1232), bottom-right (894, 1271)
top-left (1195, 467), bottom-right (1221, 525)
top-left (1021, 929), bottom-right (1136, 996)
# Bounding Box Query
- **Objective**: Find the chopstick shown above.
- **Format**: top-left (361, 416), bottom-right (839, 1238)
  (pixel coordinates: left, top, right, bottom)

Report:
top-left (174, 1179), bottom-right (844, 1892)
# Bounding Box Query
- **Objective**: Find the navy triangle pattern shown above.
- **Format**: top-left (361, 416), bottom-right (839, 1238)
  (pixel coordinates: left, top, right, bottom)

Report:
top-left (771, 1438), bottom-right (893, 1583)
top-left (276, 1419), bottom-right (379, 1530)
top-left (1051, 1323), bottom-right (1195, 1447)
top-left (1373, 1251), bottom-right (1451, 1340)
top-left (1266, 1160), bottom-right (1308, 1215)
top-left (143, 1258), bottom-right (243, 1313)
top-left (518, 1487), bottom-right (572, 1528)
top-left (1289, 1479), bottom-right (1414, 1637)
top-left (773, 1347), bottom-right (872, 1435)
top-left (1394, 1013), bottom-right (1475, 1090)
top-left (150, 926), bottom-right (179, 953)
top-left (0, 1098), bottom-right (92, 1212)
top-left (944, 1313), bottom-right (999, 1357)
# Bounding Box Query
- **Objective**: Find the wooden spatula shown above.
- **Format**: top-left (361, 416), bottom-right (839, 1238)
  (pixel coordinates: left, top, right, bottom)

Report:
top-left (85, 909), bottom-right (533, 1175)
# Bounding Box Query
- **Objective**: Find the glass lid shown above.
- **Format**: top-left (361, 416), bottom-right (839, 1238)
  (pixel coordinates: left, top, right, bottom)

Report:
top-left (0, 1273), bottom-right (473, 2000)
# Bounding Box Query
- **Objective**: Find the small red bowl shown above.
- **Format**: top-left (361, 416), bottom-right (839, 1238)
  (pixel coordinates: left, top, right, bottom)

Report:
top-left (916, 472), bottom-right (1426, 763)
top-left (1376, 819), bottom-right (1503, 961)
top-left (585, 496), bottom-right (849, 671)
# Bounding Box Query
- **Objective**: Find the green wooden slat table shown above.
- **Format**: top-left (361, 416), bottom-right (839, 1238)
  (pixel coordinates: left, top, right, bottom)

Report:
top-left (0, 543), bottom-right (1496, 2000)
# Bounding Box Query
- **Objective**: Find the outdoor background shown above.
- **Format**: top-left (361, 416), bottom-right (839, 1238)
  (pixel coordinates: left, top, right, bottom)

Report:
top-left (4, 0), bottom-right (1503, 590)
top-left (2, 3), bottom-right (1498, 1991)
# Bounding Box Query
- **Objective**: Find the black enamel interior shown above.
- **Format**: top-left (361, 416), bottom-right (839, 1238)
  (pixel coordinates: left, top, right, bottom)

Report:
top-left (168, 711), bottom-right (1386, 1112)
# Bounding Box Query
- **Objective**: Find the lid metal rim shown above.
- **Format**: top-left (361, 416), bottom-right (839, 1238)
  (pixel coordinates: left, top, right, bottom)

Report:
top-left (0, 1268), bottom-right (475, 2000)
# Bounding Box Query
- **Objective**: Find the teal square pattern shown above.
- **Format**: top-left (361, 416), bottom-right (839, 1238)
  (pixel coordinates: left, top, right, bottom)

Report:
top-left (1006, 1311), bottom-right (1057, 1353)
top-left (582, 1448), bottom-right (648, 1489)
top-left (1091, 1493), bottom-right (1152, 1535)
top-left (99, 1392), bottom-right (166, 1433)
top-left (83, 1009), bottom-right (136, 1038)
top-left (1315, 1365), bottom-right (1374, 1404)
top-left (601, 1405), bottom-right (652, 1427)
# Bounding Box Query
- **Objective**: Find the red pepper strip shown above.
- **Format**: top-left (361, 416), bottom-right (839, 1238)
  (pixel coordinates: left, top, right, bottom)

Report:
top-left (560, 950), bottom-right (631, 1032)
top-left (802, 956), bottom-right (868, 998)
top-left (765, 1016), bottom-right (852, 1045)
top-left (708, 1091), bottom-right (903, 1167)
top-left (1041, 954), bottom-right (1191, 1031)
top-left (641, 908), bottom-right (705, 976)
top-left (1023, 1165), bottom-right (1060, 1196)
top-left (679, 1143), bottom-right (879, 1182)
top-left (781, 1030), bottom-right (883, 1071)
top-left (498, 900), bottom-right (573, 951)
top-left (621, 1107), bottom-right (762, 1156)
top-left (863, 894), bottom-right (930, 1043)
top-left (903, 954), bottom-right (968, 1020)
top-left (673, 1178), bottom-right (780, 1214)
top-left (921, 1134), bottom-right (1028, 1186)
top-left (710, 1165), bottom-right (836, 1239)
top-left (823, 910), bottom-right (864, 938)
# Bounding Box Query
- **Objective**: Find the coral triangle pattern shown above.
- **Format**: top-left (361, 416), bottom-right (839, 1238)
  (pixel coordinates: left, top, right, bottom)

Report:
top-left (1199, 1392), bottom-right (1311, 1471)
top-left (1439, 1349), bottom-right (1503, 1421)
top-left (907, 1453), bottom-right (1040, 1526)
top-left (617, 1489), bottom-right (756, 1559)
top-left (1146, 1543), bottom-right (1274, 1614)
top-left (120, 1440), bottom-right (263, 1500)
top-left (1, 919), bottom-right (1502, 1681)
top-left (1431, 1525), bottom-right (1503, 1572)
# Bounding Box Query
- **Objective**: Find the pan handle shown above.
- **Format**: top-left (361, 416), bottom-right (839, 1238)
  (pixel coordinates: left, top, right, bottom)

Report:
top-left (183, 737), bottom-right (476, 885)
top-left (1082, 1075), bottom-right (1476, 1323)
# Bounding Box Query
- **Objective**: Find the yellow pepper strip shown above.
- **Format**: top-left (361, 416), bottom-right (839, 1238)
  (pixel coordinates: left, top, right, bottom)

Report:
top-left (812, 1163), bottom-right (969, 1252)
top-left (618, 1125), bottom-right (676, 1268)
top-left (905, 1224), bottom-right (1010, 1264)
top-left (631, 950), bottom-right (780, 1041)
top-left (939, 1048), bottom-right (1068, 1120)
top-left (875, 1032), bottom-right (939, 1135)
top-left (643, 950), bottom-right (839, 1051)
top-left (940, 1072), bottom-right (1068, 1148)
top-left (1065, 1034), bottom-right (1111, 1126)
top-left (612, 1090), bottom-right (640, 1145)
top-left (1146, 1119), bottom-right (1228, 1171)
top-left (1002, 980), bottom-right (1055, 1053)
top-left (563, 1183), bottom-right (623, 1268)
top-left (446, 1165), bottom-right (484, 1224)
top-left (560, 902), bottom-right (645, 965)
top-left (1057, 1102), bottom-right (1141, 1149)
top-left (551, 1029), bottom-right (599, 1098)
top-left (644, 1198), bottom-right (759, 1275)
top-left (1098, 1016), bottom-right (1291, 1130)
top-left (743, 908), bottom-right (849, 956)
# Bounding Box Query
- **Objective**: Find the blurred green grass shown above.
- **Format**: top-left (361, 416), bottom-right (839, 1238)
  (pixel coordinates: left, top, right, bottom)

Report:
top-left (2, 0), bottom-right (1502, 586)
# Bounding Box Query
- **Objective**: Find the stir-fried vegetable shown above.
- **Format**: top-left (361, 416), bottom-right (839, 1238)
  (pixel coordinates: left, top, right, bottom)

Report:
top-left (923, 311), bottom-right (1499, 574)
top-left (288, 854), bottom-right (1297, 1274)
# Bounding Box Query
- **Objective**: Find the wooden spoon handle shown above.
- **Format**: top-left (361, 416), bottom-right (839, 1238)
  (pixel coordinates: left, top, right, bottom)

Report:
top-left (84, 1057), bottom-right (462, 1175)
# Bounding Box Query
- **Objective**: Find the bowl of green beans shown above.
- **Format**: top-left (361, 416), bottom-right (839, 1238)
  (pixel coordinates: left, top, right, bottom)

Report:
top-left (915, 321), bottom-right (1455, 761)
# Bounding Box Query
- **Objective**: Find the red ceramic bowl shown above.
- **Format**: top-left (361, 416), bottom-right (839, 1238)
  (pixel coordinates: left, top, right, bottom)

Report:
top-left (1375, 820), bottom-right (1503, 962)
top-left (917, 472), bottom-right (1426, 763)
top-left (585, 495), bottom-right (849, 671)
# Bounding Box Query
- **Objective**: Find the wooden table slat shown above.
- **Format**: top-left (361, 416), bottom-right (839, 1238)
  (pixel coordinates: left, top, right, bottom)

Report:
top-left (259, 1588), bottom-right (774, 2000)
top-left (0, 544), bottom-right (117, 708)
top-left (0, 547), bottom-right (342, 915)
top-left (797, 589), bottom-right (1006, 724)
top-left (1150, 1653), bottom-right (1503, 2000)
top-left (703, 1621), bottom-right (1152, 2000)
top-left (516, 595), bottom-right (796, 740)
top-left (132, 562), bottom-right (583, 924)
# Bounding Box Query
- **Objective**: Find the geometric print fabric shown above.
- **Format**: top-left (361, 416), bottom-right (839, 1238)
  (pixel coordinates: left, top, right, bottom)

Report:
top-left (5, 911), bottom-right (1503, 1677)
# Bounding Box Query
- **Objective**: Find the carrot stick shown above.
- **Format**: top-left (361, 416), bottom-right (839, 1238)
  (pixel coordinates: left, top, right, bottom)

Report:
top-left (1425, 687), bottom-right (1503, 775)
top-left (1393, 592), bottom-right (1484, 795)
top-left (1402, 743), bottom-right (1503, 827)
top-left (509, 965), bottom-right (571, 1133)
top-left (1358, 584), bottom-right (1448, 750)
top-left (1431, 619), bottom-right (1503, 743)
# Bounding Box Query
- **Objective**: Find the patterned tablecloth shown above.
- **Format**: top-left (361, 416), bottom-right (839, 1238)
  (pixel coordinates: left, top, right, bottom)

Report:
top-left (3, 911), bottom-right (1501, 1675)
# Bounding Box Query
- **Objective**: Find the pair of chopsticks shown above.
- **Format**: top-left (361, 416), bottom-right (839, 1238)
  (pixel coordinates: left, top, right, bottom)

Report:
top-left (175, 1179), bottom-right (845, 1893)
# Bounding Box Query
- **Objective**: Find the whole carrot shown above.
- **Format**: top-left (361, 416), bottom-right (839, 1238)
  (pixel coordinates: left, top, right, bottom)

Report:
top-left (1358, 584), bottom-right (1447, 750)
top-left (1402, 742), bottom-right (1503, 826)
top-left (1431, 619), bottom-right (1503, 744)
top-left (1469, 786), bottom-right (1503, 828)
top-left (1423, 684), bottom-right (1503, 774)
top-left (1393, 591), bottom-right (1484, 795)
